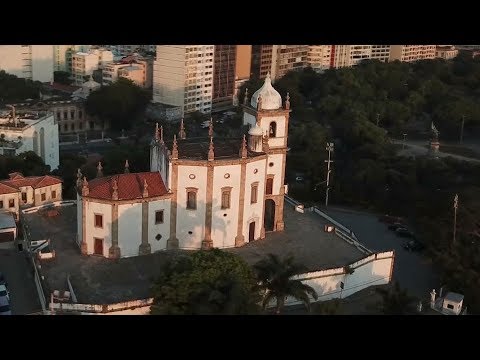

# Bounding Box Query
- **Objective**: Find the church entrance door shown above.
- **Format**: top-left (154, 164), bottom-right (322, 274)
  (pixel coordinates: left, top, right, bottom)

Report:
top-left (249, 221), bottom-right (255, 242)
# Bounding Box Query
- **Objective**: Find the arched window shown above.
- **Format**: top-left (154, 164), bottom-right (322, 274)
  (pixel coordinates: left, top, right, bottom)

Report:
top-left (269, 122), bottom-right (277, 137)
top-left (186, 188), bottom-right (198, 210)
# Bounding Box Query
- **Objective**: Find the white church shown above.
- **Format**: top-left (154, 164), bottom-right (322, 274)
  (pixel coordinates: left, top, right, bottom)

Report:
top-left (76, 74), bottom-right (291, 258)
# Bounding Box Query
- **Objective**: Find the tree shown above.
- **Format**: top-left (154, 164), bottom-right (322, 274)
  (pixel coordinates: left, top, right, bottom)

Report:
top-left (254, 254), bottom-right (318, 314)
top-left (53, 71), bottom-right (72, 85)
top-left (0, 70), bottom-right (42, 102)
top-left (376, 282), bottom-right (416, 315)
top-left (0, 151), bottom-right (50, 179)
top-left (85, 78), bottom-right (150, 131)
top-left (151, 249), bottom-right (261, 315)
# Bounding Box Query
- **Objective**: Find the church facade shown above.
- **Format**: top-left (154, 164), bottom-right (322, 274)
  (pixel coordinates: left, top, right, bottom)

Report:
top-left (77, 74), bottom-right (290, 258)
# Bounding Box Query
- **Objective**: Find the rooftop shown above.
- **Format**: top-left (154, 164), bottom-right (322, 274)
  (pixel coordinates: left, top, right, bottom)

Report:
top-left (164, 137), bottom-right (264, 161)
top-left (0, 173), bottom-right (62, 191)
top-left (23, 202), bottom-right (365, 305)
top-left (85, 172), bottom-right (169, 201)
top-left (444, 292), bottom-right (464, 303)
top-left (0, 211), bottom-right (16, 230)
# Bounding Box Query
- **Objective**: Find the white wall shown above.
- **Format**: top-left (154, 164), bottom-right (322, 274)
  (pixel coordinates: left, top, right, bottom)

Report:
top-left (285, 251), bottom-right (394, 305)
top-left (33, 183), bottom-right (62, 206)
top-left (118, 202), bottom-right (142, 257)
top-left (211, 164), bottom-right (241, 248)
top-left (84, 201), bottom-right (112, 256)
top-left (153, 46), bottom-right (186, 108)
top-left (148, 198), bottom-right (171, 252)
top-left (150, 144), bottom-right (169, 189)
top-left (0, 192), bottom-right (19, 218)
top-left (77, 194), bottom-right (82, 247)
top-left (176, 165), bottom-right (207, 249)
top-left (18, 186), bottom-right (34, 205)
top-left (259, 115), bottom-right (287, 148)
top-left (243, 159), bottom-right (266, 240)
top-left (266, 153), bottom-right (284, 195)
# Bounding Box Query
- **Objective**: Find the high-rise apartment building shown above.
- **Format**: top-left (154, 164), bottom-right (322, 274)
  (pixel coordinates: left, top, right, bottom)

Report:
top-left (0, 45), bottom-right (54, 82)
top-left (105, 45), bottom-right (156, 57)
top-left (435, 45), bottom-right (458, 60)
top-left (212, 45), bottom-right (236, 111)
top-left (370, 45), bottom-right (391, 62)
top-left (256, 45), bottom-right (309, 81)
top-left (331, 45), bottom-right (372, 68)
top-left (389, 45), bottom-right (436, 62)
top-left (71, 48), bottom-right (114, 85)
top-left (54, 45), bottom-right (91, 73)
top-left (307, 45), bottom-right (332, 72)
top-left (153, 45), bottom-right (214, 116)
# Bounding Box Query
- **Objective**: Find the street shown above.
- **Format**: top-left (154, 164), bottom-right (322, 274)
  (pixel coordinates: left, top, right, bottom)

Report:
top-left (0, 249), bottom-right (41, 314)
top-left (323, 207), bottom-right (440, 300)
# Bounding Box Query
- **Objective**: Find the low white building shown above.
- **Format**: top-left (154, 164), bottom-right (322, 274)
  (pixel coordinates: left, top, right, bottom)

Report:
top-left (78, 74), bottom-right (290, 257)
top-left (0, 172), bottom-right (62, 220)
top-left (0, 107), bottom-right (60, 170)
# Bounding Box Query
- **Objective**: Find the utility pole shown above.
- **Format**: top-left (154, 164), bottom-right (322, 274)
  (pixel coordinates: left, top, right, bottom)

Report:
top-left (325, 142), bottom-right (334, 207)
top-left (453, 194), bottom-right (459, 246)
top-left (460, 115), bottom-right (465, 144)
top-left (402, 133), bottom-right (407, 150)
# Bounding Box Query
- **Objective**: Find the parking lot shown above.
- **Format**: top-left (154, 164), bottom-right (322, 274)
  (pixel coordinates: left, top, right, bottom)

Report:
top-left (0, 248), bottom-right (41, 314)
top-left (324, 207), bottom-right (440, 300)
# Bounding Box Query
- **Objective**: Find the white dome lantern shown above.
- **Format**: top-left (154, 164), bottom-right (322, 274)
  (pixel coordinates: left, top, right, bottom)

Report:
top-left (248, 123), bottom-right (264, 152)
top-left (248, 124), bottom-right (264, 136)
top-left (250, 73), bottom-right (282, 110)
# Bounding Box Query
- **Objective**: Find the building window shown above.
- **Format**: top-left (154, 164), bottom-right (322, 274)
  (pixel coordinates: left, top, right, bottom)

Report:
top-left (251, 182), bottom-right (258, 204)
top-left (155, 210), bottom-right (164, 224)
top-left (221, 187), bottom-right (232, 209)
top-left (79, 110), bottom-right (83, 119)
top-left (57, 112), bottom-right (61, 120)
top-left (269, 122), bottom-right (277, 137)
top-left (41, 193), bottom-right (46, 201)
top-left (21, 192), bottom-right (27, 203)
top-left (8, 199), bottom-right (14, 208)
top-left (94, 214), bottom-right (103, 228)
top-left (0, 200), bottom-right (3, 208)
top-left (52, 190), bottom-right (56, 199)
top-left (70, 110), bottom-right (75, 119)
top-left (266, 177), bottom-right (274, 195)
top-left (64, 111), bottom-right (68, 119)
top-left (64, 124), bottom-right (68, 131)
top-left (186, 188), bottom-right (198, 210)
top-left (71, 123), bottom-right (75, 131)
top-left (447, 304), bottom-right (454, 310)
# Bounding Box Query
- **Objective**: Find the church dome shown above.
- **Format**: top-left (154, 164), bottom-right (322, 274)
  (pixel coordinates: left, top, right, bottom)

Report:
top-left (248, 124), bottom-right (264, 136)
top-left (250, 73), bottom-right (282, 110)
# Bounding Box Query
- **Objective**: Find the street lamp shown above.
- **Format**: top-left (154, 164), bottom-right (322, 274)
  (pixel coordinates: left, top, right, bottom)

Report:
top-left (402, 133), bottom-right (407, 150)
top-left (453, 194), bottom-right (459, 246)
top-left (325, 142), bottom-right (334, 207)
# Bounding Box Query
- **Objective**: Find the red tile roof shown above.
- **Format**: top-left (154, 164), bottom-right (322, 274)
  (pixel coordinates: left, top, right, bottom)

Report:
top-left (8, 172), bottom-right (24, 180)
top-left (86, 172), bottom-right (168, 201)
top-left (0, 174), bottom-right (63, 190)
top-left (43, 82), bottom-right (81, 94)
top-left (0, 183), bottom-right (20, 195)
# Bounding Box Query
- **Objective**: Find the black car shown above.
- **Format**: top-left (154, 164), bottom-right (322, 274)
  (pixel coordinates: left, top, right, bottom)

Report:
top-left (388, 222), bottom-right (405, 231)
top-left (403, 240), bottom-right (425, 252)
top-left (395, 227), bottom-right (415, 238)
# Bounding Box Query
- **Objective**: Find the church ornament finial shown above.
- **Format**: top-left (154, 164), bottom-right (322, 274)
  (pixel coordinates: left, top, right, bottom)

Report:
top-left (155, 122), bottom-right (160, 141)
top-left (208, 117), bottom-right (214, 137)
top-left (179, 118), bottom-right (186, 140)
top-left (112, 178), bottom-right (118, 200)
top-left (172, 135), bottom-right (178, 160)
top-left (96, 161), bottom-right (103, 178)
top-left (240, 134), bottom-right (247, 158)
top-left (124, 159), bottom-right (130, 174)
top-left (244, 88), bottom-right (249, 106)
top-left (142, 178), bottom-right (149, 198)
top-left (285, 92), bottom-right (290, 110)
top-left (76, 168), bottom-right (83, 189)
top-left (82, 177), bottom-right (89, 196)
top-left (208, 136), bottom-right (215, 161)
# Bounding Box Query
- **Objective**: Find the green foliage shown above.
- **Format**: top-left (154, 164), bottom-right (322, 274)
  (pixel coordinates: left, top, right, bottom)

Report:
top-left (85, 78), bottom-right (150, 131)
top-left (0, 70), bottom-right (42, 102)
top-left (376, 282), bottom-right (416, 315)
top-left (53, 71), bottom-right (72, 85)
top-left (0, 151), bottom-right (49, 179)
top-left (254, 254), bottom-right (318, 314)
top-left (150, 249), bottom-right (261, 315)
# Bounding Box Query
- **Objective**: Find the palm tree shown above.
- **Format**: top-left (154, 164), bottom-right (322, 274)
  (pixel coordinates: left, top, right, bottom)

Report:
top-left (376, 282), bottom-right (415, 315)
top-left (254, 254), bottom-right (318, 314)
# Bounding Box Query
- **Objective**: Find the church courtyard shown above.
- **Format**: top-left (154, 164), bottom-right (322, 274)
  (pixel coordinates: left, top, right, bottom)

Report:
top-left (22, 202), bottom-right (366, 305)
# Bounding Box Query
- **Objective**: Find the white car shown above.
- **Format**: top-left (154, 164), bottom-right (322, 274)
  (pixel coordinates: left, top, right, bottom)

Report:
top-left (0, 284), bottom-right (9, 302)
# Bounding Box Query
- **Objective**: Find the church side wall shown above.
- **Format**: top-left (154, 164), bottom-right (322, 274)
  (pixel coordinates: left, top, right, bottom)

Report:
top-left (148, 198), bottom-right (171, 252)
top-left (244, 159), bottom-right (266, 240)
top-left (211, 164), bottom-right (241, 248)
top-left (118, 202), bottom-right (142, 257)
top-left (266, 153), bottom-right (284, 195)
top-left (85, 201), bottom-right (112, 256)
top-left (176, 165), bottom-right (207, 249)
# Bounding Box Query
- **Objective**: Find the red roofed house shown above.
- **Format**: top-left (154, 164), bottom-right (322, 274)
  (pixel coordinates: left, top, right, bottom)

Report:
top-left (0, 172), bottom-right (63, 219)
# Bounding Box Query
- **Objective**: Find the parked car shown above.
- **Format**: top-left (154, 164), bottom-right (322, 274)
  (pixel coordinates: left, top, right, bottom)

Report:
top-left (379, 214), bottom-right (404, 224)
top-left (0, 284), bottom-right (9, 302)
top-left (0, 294), bottom-right (11, 315)
top-left (388, 222), bottom-right (405, 231)
top-left (0, 272), bottom-right (6, 286)
top-left (395, 227), bottom-right (415, 239)
top-left (403, 240), bottom-right (425, 252)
